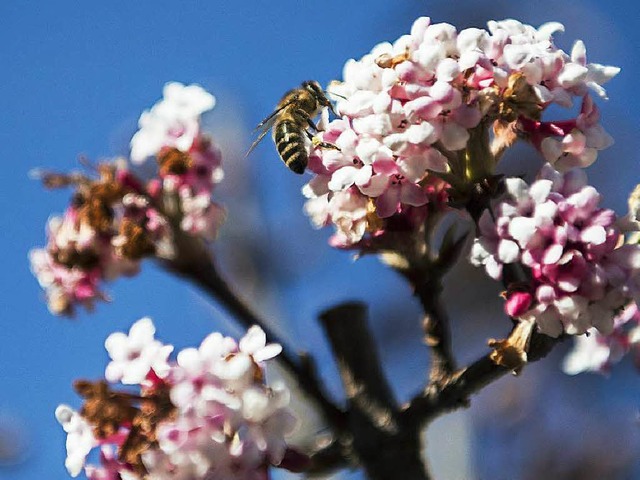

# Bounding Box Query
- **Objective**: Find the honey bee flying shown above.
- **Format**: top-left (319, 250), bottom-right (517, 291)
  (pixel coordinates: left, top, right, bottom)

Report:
top-left (247, 80), bottom-right (338, 174)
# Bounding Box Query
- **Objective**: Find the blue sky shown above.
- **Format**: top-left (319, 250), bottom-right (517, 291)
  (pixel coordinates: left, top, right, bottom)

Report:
top-left (1, 1), bottom-right (640, 478)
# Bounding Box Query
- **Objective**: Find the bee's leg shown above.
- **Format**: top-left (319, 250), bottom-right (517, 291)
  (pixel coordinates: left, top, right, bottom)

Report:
top-left (292, 108), bottom-right (321, 132)
top-left (293, 108), bottom-right (340, 151)
top-left (304, 129), bottom-right (340, 151)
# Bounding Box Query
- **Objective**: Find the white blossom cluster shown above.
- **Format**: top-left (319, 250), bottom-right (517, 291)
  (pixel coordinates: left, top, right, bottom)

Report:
top-left (57, 319), bottom-right (297, 479)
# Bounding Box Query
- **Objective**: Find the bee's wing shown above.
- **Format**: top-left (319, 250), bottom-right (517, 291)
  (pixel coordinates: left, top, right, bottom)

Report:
top-left (245, 103), bottom-right (291, 158)
top-left (245, 125), bottom-right (273, 158)
top-left (253, 105), bottom-right (284, 131)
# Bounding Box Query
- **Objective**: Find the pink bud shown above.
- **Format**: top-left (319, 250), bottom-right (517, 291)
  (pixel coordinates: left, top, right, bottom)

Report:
top-left (505, 291), bottom-right (533, 317)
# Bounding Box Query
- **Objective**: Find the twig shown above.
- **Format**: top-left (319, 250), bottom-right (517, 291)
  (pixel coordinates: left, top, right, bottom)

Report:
top-left (414, 272), bottom-right (456, 387)
top-left (161, 231), bottom-right (345, 429)
top-left (402, 328), bottom-right (561, 424)
top-left (306, 439), bottom-right (352, 476)
top-left (396, 247), bottom-right (463, 388)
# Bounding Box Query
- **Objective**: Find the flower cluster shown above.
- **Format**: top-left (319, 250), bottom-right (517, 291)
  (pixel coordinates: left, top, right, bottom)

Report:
top-left (30, 83), bottom-right (225, 315)
top-left (56, 318), bottom-right (298, 479)
top-left (471, 165), bottom-right (640, 337)
top-left (302, 17), bottom-right (618, 247)
top-left (131, 82), bottom-right (226, 242)
top-left (563, 303), bottom-right (640, 375)
top-left (29, 164), bottom-right (172, 315)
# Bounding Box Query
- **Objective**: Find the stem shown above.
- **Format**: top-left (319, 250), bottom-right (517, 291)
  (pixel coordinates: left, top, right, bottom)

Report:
top-left (161, 232), bottom-right (345, 429)
top-left (465, 121), bottom-right (494, 182)
top-left (396, 250), bottom-right (462, 389)
top-left (403, 328), bottom-right (561, 424)
top-left (320, 302), bottom-right (430, 480)
top-left (414, 274), bottom-right (456, 386)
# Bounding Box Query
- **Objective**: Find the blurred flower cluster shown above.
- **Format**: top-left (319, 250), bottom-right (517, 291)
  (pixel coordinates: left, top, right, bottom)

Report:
top-left (562, 190), bottom-right (640, 374)
top-left (56, 318), bottom-right (298, 479)
top-left (563, 303), bottom-right (640, 375)
top-left (30, 83), bottom-right (225, 315)
top-left (471, 165), bottom-right (640, 337)
top-left (303, 17), bottom-right (618, 249)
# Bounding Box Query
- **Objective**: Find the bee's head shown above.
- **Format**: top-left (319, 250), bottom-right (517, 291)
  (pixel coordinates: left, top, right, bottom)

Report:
top-left (303, 80), bottom-right (330, 105)
top-left (303, 80), bottom-right (335, 115)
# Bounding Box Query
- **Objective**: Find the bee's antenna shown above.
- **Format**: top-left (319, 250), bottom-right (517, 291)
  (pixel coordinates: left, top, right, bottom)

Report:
top-left (326, 90), bottom-right (346, 100)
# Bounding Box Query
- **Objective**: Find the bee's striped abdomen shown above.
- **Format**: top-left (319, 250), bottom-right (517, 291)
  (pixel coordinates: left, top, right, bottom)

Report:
top-left (274, 120), bottom-right (307, 174)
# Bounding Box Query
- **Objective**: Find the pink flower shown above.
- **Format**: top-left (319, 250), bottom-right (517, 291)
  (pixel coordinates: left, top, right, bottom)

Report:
top-left (522, 95), bottom-right (615, 171)
top-left (563, 303), bottom-right (640, 375)
top-left (31, 84), bottom-right (226, 315)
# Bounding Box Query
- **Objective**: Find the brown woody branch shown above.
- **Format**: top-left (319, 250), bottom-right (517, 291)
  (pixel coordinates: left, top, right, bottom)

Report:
top-left (413, 271), bottom-right (456, 387)
top-left (402, 328), bottom-right (562, 424)
top-left (319, 302), bottom-right (431, 480)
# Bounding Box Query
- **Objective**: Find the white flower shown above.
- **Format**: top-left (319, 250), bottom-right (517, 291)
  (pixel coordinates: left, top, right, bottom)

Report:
top-left (562, 330), bottom-right (614, 374)
top-left (104, 317), bottom-right (173, 384)
top-left (55, 405), bottom-right (96, 477)
top-left (239, 325), bottom-right (283, 363)
top-left (130, 82), bottom-right (215, 164)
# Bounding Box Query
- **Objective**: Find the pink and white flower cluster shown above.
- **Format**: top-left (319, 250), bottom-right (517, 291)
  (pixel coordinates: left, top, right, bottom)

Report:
top-left (57, 318), bottom-right (298, 479)
top-left (29, 167), bottom-right (172, 316)
top-left (471, 165), bottom-right (640, 337)
top-left (563, 303), bottom-right (640, 375)
top-left (132, 82), bottom-right (226, 242)
top-left (303, 17), bottom-right (618, 247)
top-left (31, 83), bottom-right (226, 315)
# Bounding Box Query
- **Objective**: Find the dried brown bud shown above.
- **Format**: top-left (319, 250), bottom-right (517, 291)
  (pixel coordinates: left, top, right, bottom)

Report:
top-left (375, 49), bottom-right (411, 69)
top-left (487, 72), bottom-right (542, 123)
top-left (72, 379), bottom-right (176, 476)
top-left (51, 248), bottom-right (100, 270)
top-left (488, 320), bottom-right (535, 374)
top-left (157, 148), bottom-right (193, 177)
top-left (74, 380), bottom-right (138, 439)
top-left (115, 218), bottom-right (156, 260)
top-left (491, 119), bottom-right (519, 159)
top-left (366, 198), bottom-right (385, 233)
top-left (74, 164), bottom-right (130, 234)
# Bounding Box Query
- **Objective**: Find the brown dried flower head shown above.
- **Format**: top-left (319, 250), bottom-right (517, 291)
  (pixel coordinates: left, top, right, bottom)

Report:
top-left (157, 147), bottom-right (193, 177)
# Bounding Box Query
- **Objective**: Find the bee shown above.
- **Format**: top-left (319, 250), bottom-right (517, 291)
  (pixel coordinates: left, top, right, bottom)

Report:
top-left (247, 80), bottom-right (338, 174)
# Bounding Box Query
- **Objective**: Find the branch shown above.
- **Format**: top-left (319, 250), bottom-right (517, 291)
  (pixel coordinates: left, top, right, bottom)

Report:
top-left (319, 302), bottom-right (430, 480)
top-left (396, 228), bottom-right (466, 388)
top-left (403, 328), bottom-right (562, 424)
top-left (306, 439), bottom-right (352, 476)
top-left (388, 222), bottom-right (467, 387)
top-left (414, 272), bottom-right (456, 386)
top-left (161, 231), bottom-right (345, 429)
